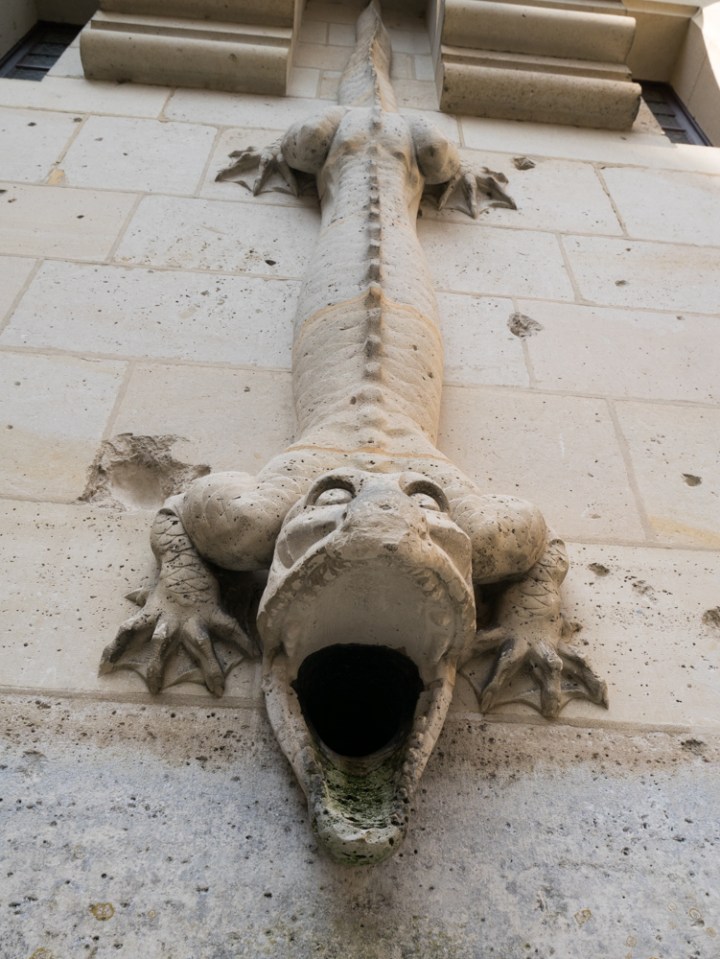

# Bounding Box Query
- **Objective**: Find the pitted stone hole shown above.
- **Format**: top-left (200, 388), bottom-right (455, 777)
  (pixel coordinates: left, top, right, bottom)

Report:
top-left (80, 433), bottom-right (210, 510)
top-left (293, 645), bottom-right (423, 758)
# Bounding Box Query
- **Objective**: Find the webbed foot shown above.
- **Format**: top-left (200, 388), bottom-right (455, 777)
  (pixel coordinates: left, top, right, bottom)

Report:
top-left (100, 508), bottom-right (258, 695)
top-left (465, 618), bottom-right (608, 718)
top-left (438, 164), bottom-right (516, 217)
top-left (216, 140), bottom-right (300, 196)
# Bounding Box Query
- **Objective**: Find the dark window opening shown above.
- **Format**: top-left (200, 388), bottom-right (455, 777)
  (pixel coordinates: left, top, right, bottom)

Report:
top-left (0, 22), bottom-right (80, 82)
top-left (640, 82), bottom-right (711, 146)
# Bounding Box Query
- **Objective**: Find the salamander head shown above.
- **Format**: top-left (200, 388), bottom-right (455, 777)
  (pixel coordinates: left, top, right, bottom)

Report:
top-left (257, 469), bottom-right (475, 864)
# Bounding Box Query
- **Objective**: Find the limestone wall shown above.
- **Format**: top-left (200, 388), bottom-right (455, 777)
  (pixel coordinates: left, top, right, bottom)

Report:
top-left (1, 1), bottom-right (719, 956)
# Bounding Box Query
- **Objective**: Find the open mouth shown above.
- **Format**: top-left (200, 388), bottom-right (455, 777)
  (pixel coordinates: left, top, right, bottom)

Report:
top-left (263, 634), bottom-right (459, 865)
top-left (293, 644), bottom-right (423, 759)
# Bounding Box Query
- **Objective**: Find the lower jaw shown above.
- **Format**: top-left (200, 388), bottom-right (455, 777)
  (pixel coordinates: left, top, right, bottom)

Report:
top-left (263, 645), bottom-right (456, 865)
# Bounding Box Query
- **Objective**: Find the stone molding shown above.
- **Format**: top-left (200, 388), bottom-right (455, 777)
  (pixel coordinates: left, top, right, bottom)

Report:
top-left (80, 0), bottom-right (299, 95)
top-left (436, 0), bottom-right (642, 129)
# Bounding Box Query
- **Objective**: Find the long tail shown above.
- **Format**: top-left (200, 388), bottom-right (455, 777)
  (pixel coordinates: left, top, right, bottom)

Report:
top-left (337, 0), bottom-right (397, 111)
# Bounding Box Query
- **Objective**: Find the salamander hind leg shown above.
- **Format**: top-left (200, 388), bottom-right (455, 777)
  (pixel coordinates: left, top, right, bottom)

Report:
top-left (410, 117), bottom-right (516, 218)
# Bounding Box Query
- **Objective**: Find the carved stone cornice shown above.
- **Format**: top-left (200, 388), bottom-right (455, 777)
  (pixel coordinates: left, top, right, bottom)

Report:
top-left (436, 0), bottom-right (642, 129)
top-left (80, 0), bottom-right (299, 95)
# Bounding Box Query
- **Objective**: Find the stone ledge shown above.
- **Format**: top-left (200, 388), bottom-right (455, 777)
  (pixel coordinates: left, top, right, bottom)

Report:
top-left (80, 11), bottom-right (294, 95)
top-left (442, 53), bottom-right (641, 127)
top-left (443, 0), bottom-right (636, 63)
top-left (99, 0), bottom-right (297, 29)
top-left (437, 0), bottom-right (641, 129)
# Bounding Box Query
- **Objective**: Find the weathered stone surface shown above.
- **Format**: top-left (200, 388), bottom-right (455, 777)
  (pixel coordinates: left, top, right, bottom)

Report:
top-left (0, 255), bottom-right (35, 322)
top-left (0, 182), bottom-right (136, 261)
top-left (519, 301), bottom-right (720, 404)
top-left (562, 236), bottom-right (720, 313)
top-left (0, 76), bottom-right (170, 117)
top-left (420, 220), bottom-right (574, 300)
top-left (60, 116), bottom-right (217, 195)
top-left (2, 261), bottom-right (300, 366)
top-left (0, 500), bottom-right (260, 699)
top-left (0, 107), bottom-right (79, 183)
top-left (615, 401), bottom-right (720, 548)
top-left (439, 387), bottom-right (646, 542)
top-left (423, 153), bottom-right (624, 236)
top-left (1, 695), bottom-right (719, 958)
top-left (436, 292), bottom-right (528, 387)
top-left (601, 166), bottom-right (720, 246)
top-left (112, 365), bottom-right (295, 474)
top-left (0, 352), bottom-right (125, 501)
top-left (114, 195), bottom-right (319, 275)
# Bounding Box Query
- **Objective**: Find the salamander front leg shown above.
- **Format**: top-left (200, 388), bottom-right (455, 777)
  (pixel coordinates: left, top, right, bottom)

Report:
top-left (216, 107), bottom-right (347, 197)
top-left (101, 471), bottom-right (299, 695)
top-left (462, 537), bottom-right (608, 718)
top-left (100, 495), bottom-right (256, 695)
top-left (216, 138), bottom-right (300, 196)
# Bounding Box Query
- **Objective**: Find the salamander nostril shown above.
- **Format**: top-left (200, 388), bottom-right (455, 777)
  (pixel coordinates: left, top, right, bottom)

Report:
top-left (293, 645), bottom-right (423, 758)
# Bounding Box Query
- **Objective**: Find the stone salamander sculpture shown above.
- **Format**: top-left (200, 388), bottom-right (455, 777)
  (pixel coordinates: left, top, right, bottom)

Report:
top-left (101, 0), bottom-right (607, 865)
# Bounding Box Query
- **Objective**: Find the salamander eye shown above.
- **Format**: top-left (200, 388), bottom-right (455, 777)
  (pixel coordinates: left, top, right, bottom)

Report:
top-left (403, 478), bottom-right (449, 512)
top-left (410, 491), bottom-right (442, 511)
top-left (314, 487), bottom-right (353, 507)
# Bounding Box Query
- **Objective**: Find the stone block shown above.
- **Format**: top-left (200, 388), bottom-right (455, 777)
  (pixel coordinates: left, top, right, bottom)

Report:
top-left (112, 364), bottom-right (295, 474)
top-left (293, 41), bottom-right (351, 71)
top-left (422, 152), bottom-right (623, 235)
top-left (2, 261), bottom-right (299, 368)
top-left (60, 116), bottom-right (217, 195)
top-left (0, 352), bottom-right (125, 501)
top-left (286, 66), bottom-right (320, 98)
top-left (81, 11), bottom-right (293, 96)
top-left (601, 166), bottom-right (720, 246)
top-left (0, 256), bottom-right (35, 322)
top-left (0, 500), bottom-right (260, 699)
top-left (0, 77), bottom-right (170, 118)
top-left (614, 401), bottom-right (720, 548)
top-left (419, 220), bottom-right (574, 300)
top-left (0, 108), bottom-right (79, 184)
top-left (164, 89), bottom-right (316, 130)
top-left (562, 235), bottom-right (720, 313)
top-left (100, 0), bottom-right (297, 28)
top-left (438, 387), bottom-right (646, 541)
top-left (436, 292), bottom-right (528, 387)
top-left (0, 182), bottom-right (136, 261)
top-left (2, 695), bottom-right (718, 959)
top-left (460, 116), bottom-right (677, 166)
top-left (114, 194), bottom-right (319, 275)
top-left (441, 55), bottom-right (641, 130)
top-left (443, 0), bottom-right (636, 63)
top-left (519, 300), bottom-right (720, 404)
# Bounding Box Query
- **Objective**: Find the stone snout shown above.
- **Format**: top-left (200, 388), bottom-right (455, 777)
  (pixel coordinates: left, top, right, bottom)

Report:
top-left (257, 470), bottom-right (476, 864)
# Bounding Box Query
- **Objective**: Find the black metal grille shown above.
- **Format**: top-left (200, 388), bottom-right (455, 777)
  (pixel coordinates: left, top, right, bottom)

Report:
top-left (641, 82), bottom-right (711, 146)
top-left (0, 22), bottom-right (80, 81)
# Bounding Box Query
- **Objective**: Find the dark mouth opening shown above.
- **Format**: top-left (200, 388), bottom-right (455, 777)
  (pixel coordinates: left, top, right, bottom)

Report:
top-left (293, 644), bottom-right (424, 758)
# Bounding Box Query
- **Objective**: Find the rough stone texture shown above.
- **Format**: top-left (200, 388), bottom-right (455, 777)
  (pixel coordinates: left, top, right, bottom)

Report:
top-left (0, 182), bottom-right (137, 261)
top-left (2, 696), bottom-right (719, 958)
top-left (438, 0), bottom-right (641, 129)
top-left (0, 0), bottom-right (718, 945)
